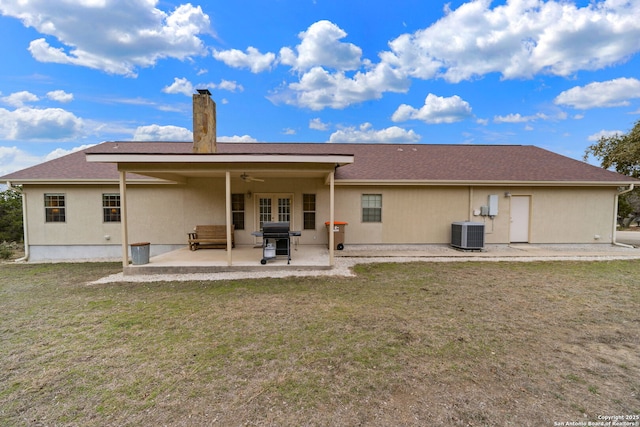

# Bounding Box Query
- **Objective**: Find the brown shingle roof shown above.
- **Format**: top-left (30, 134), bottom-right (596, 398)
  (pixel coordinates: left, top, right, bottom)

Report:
top-left (2, 141), bottom-right (636, 184)
top-left (1, 147), bottom-right (152, 181)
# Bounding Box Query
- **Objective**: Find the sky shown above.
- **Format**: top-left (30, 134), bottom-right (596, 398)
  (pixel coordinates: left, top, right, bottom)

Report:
top-left (1, 0), bottom-right (640, 177)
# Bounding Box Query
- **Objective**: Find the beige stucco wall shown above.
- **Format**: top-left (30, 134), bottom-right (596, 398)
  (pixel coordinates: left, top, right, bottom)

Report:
top-left (22, 182), bottom-right (619, 255)
top-left (333, 185), bottom-right (617, 245)
top-left (504, 187), bottom-right (616, 243)
top-left (334, 186), bottom-right (471, 244)
top-left (24, 185), bottom-right (124, 246)
top-left (22, 177), bottom-right (333, 248)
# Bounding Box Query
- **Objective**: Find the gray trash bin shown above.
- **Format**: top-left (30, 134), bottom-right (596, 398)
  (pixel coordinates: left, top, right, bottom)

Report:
top-left (130, 242), bottom-right (150, 265)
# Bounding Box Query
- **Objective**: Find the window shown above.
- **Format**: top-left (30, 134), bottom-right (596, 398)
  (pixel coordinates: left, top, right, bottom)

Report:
top-left (45, 193), bottom-right (66, 222)
top-left (102, 193), bottom-right (121, 222)
top-left (303, 194), bottom-right (316, 230)
top-left (362, 194), bottom-right (382, 222)
top-left (232, 193), bottom-right (245, 230)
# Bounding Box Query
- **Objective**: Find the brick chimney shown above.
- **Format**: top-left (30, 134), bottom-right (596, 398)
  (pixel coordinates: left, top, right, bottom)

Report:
top-left (192, 89), bottom-right (216, 153)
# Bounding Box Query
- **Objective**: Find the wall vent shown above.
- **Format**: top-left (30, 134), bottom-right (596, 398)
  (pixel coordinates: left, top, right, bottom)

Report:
top-left (451, 221), bottom-right (485, 250)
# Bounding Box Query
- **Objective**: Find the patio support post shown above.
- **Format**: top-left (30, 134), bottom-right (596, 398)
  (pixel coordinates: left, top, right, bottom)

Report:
top-left (329, 171), bottom-right (335, 267)
top-left (226, 171), bottom-right (232, 266)
top-left (119, 170), bottom-right (129, 268)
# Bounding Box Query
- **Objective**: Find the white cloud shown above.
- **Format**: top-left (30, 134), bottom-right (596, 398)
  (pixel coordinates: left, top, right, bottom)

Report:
top-left (101, 95), bottom-right (183, 113)
top-left (380, 0), bottom-right (640, 82)
top-left (309, 118), bottom-right (329, 131)
top-left (163, 77), bottom-right (195, 96)
top-left (587, 129), bottom-right (624, 142)
top-left (46, 90), bottom-right (74, 103)
top-left (392, 94), bottom-right (472, 124)
top-left (0, 107), bottom-right (84, 140)
top-left (493, 110), bottom-right (569, 123)
top-left (217, 79), bottom-right (243, 92)
top-left (270, 20), bottom-right (409, 110)
top-left (0, 1), bottom-right (212, 76)
top-left (283, 128), bottom-right (296, 135)
top-left (0, 146), bottom-right (41, 176)
top-left (1, 91), bottom-right (39, 107)
top-left (554, 77), bottom-right (640, 109)
top-left (278, 62), bottom-right (409, 110)
top-left (494, 112), bottom-right (544, 123)
top-left (163, 77), bottom-right (244, 96)
top-left (279, 20), bottom-right (362, 71)
top-left (0, 144), bottom-right (94, 177)
top-left (329, 122), bottom-right (420, 143)
top-left (213, 46), bottom-right (276, 73)
top-left (133, 124), bottom-right (192, 141)
top-left (43, 144), bottom-right (95, 161)
top-left (218, 135), bottom-right (258, 143)
top-left (494, 113), bottom-right (530, 124)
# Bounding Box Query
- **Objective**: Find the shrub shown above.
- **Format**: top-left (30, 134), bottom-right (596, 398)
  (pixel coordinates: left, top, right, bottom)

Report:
top-left (0, 241), bottom-right (13, 260)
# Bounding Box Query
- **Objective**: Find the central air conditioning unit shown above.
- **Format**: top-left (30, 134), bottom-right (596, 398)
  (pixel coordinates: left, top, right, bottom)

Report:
top-left (451, 221), bottom-right (485, 250)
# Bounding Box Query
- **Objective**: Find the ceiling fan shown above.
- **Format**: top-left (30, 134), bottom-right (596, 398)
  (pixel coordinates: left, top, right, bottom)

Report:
top-left (240, 172), bottom-right (264, 182)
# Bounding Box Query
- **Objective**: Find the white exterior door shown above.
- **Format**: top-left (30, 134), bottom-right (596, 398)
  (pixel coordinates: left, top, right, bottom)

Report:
top-left (510, 196), bottom-right (530, 243)
top-left (256, 194), bottom-right (293, 230)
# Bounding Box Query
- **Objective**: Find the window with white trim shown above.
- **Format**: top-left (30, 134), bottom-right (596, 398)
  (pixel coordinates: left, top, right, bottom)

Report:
top-left (232, 193), bottom-right (245, 230)
top-left (102, 193), bottom-right (121, 222)
top-left (303, 194), bottom-right (316, 230)
top-left (362, 194), bottom-right (382, 223)
top-left (45, 193), bottom-right (66, 222)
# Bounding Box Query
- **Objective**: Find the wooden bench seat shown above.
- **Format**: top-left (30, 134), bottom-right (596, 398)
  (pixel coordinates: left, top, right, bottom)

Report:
top-left (188, 225), bottom-right (235, 250)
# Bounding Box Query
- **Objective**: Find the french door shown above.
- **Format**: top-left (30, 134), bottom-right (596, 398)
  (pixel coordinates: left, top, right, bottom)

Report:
top-left (256, 194), bottom-right (293, 230)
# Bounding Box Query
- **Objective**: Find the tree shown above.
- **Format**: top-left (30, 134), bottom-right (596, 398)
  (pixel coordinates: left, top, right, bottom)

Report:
top-left (584, 119), bottom-right (640, 178)
top-left (585, 119), bottom-right (640, 222)
top-left (0, 187), bottom-right (24, 242)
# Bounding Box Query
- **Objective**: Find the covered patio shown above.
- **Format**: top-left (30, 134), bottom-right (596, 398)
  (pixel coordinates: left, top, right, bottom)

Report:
top-left (85, 149), bottom-right (354, 273)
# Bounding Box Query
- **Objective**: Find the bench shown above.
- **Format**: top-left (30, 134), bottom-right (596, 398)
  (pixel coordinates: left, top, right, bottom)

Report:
top-left (188, 225), bottom-right (235, 250)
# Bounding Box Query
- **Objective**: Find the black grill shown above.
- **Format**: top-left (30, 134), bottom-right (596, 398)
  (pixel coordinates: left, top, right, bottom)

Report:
top-left (262, 222), bottom-right (291, 239)
top-left (254, 222), bottom-right (301, 265)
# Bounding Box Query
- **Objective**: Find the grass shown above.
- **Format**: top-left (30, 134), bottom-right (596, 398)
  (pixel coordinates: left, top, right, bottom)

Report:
top-left (1, 260), bottom-right (639, 426)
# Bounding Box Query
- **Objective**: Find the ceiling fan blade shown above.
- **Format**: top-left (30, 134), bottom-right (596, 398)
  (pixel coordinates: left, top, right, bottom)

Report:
top-left (240, 173), bottom-right (264, 182)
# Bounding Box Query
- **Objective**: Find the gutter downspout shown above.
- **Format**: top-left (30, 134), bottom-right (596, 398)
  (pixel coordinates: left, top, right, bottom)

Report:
top-left (7, 182), bottom-right (29, 262)
top-left (613, 183), bottom-right (635, 248)
top-left (329, 171), bottom-right (335, 267)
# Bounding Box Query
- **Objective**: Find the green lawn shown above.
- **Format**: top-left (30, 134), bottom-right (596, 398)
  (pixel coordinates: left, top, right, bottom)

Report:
top-left (1, 261), bottom-right (639, 426)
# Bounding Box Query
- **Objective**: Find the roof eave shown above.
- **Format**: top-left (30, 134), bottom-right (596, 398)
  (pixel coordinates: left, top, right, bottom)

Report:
top-left (85, 153), bottom-right (355, 166)
top-left (5, 178), bottom-right (169, 186)
top-left (334, 179), bottom-right (636, 187)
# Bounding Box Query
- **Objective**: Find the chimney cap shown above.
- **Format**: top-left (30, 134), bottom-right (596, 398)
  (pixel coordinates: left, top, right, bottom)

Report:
top-left (196, 88), bottom-right (211, 95)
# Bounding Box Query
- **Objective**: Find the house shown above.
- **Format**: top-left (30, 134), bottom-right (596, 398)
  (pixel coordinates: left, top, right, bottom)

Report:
top-left (2, 90), bottom-right (636, 270)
